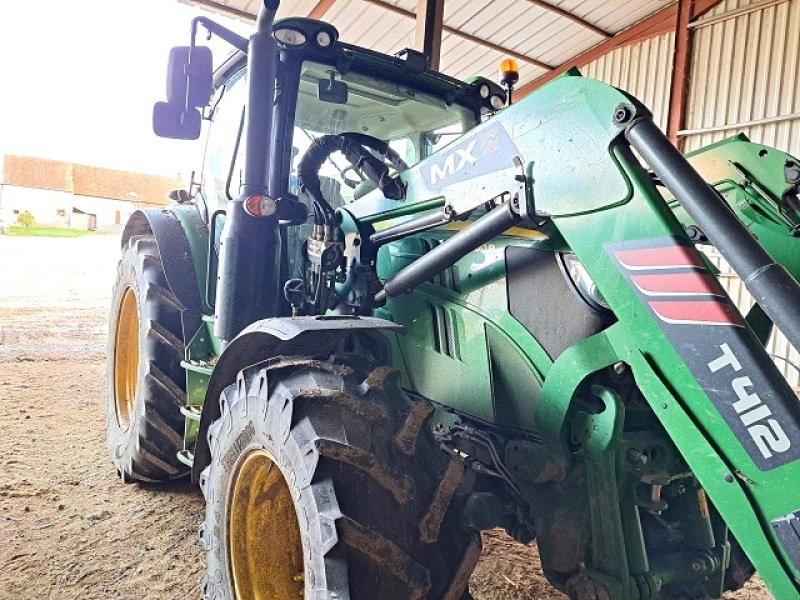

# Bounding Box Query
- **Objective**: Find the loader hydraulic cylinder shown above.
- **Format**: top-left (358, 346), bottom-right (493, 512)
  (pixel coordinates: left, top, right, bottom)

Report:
top-left (369, 210), bottom-right (451, 245)
top-left (627, 117), bottom-right (800, 352)
top-left (375, 202), bottom-right (521, 302)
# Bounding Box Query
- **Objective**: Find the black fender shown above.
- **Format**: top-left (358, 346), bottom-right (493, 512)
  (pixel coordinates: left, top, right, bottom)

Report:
top-left (122, 207), bottom-right (209, 340)
top-left (191, 315), bottom-right (404, 482)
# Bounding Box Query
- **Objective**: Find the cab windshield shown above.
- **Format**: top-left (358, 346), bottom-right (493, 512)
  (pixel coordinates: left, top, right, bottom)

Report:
top-left (290, 60), bottom-right (477, 206)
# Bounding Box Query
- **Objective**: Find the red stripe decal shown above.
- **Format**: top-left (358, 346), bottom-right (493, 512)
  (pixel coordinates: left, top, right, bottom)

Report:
top-left (631, 272), bottom-right (724, 296)
top-left (614, 246), bottom-right (705, 270)
top-left (649, 300), bottom-right (744, 326)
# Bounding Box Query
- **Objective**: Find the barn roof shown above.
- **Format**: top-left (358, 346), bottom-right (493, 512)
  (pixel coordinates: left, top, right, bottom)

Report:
top-left (1, 155), bottom-right (182, 205)
top-left (178, 0), bottom-right (707, 92)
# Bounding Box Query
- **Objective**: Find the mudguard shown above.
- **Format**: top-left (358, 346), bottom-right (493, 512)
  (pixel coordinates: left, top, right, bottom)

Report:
top-left (122, 206), bottom-right (210, 339)
top-left (191, 315), bottom-right (404, 481)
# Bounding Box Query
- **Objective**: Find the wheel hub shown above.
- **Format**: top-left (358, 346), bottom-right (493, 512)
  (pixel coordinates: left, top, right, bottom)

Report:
top-left (227, 449), bottom-right (305, 599)
top-left (113, 287), bottom-right (139, 431)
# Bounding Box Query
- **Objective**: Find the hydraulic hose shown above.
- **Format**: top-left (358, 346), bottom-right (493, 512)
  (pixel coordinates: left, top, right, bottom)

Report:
top-left (297, 134), bottom-right (405, 224)
top-left (341, 133), bottom-right (409, 172)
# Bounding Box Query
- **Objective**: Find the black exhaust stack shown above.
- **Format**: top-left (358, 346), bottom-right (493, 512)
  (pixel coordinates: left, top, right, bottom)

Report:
top-left (214, 0), bottom-right (282, 344)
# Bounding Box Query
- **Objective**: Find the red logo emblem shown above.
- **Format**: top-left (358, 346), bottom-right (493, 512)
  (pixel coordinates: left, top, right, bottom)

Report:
top-left (613, 245), bottom-right (744, 327)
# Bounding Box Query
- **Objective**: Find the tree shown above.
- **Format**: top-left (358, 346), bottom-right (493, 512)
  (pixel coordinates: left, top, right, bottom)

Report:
top-left (17, 211), bottom-right (35, 228)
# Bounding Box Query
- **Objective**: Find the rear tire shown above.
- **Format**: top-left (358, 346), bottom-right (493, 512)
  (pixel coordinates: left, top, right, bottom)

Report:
top-left (105, 234), bottom-right (189, 482)
top-left (200, 354), bottom-right (480, 599)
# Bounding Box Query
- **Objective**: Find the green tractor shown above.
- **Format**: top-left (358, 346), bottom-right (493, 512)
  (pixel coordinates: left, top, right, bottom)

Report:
top-left (106, 1), bottom-right (800, 598)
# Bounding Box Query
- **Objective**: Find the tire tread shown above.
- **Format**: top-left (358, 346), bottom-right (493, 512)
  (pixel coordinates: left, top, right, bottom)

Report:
top-left (105, 234), bottom-right (189, 482)
top-left (201, 356), bottom-right (478, 599)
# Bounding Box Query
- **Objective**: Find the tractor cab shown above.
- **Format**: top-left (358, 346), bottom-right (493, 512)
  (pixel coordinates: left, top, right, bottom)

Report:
top-left (153, 14), bottom-right (508, 332)
top-left (156, 16), bottom-right (505, 218)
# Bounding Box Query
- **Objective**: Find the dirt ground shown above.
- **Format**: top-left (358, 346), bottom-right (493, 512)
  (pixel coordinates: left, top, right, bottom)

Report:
top-left (0, 234), bottom-right (774, 599)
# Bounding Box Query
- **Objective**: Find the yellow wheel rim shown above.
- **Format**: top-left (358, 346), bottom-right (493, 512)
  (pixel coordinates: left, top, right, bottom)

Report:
top-left (113, 287), bottom-right (139, 431)
top-left (228, 449), bottom-right (305, 600)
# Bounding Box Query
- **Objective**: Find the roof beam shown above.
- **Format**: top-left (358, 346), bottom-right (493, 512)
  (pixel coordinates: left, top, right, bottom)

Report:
top-left (180, 0), bottom-right (255, 21)
top-left (308, 0), bottom-right (338, 19)
top-left (415, 0), bottom-right (445, 70)
top-left (516, 0), bottom-right (725, 97)
top-left (523, 0), bottom-right (612, 38)
top-left (178, 0), bottom-right (338, 22)
top-left (689, 0), bottom-right (785, 29)
top-left (362, 0), bottom-right (555, 70)
top-left (689, 0), bottom-right (727, 21)
top-left (666, 0), bottom-right (693, 146)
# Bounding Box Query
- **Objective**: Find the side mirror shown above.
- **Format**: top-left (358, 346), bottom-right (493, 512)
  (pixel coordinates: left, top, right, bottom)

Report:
top-left (153, 46), bottom-right (213, 140)
top-left (153, 102), bottom-right (202, 140)
top-left (167, 46), bottom-right (213, 107)
top-left (318, 77), bottom-right (348, 105)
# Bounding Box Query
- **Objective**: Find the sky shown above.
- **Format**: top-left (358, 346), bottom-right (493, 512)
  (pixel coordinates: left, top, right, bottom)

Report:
top-left (0, 0), bottom-right (250, 178)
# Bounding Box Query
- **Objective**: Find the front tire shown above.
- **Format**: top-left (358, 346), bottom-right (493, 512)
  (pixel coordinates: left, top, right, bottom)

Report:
top-left (105, 234), bottom-right (189, 482)
top-left (200, 355), bottom-right (480, 600)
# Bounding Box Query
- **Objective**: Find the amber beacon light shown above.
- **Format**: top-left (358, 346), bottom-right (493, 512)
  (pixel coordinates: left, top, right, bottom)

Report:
top-left (499, 58), bottom-right (519, 105)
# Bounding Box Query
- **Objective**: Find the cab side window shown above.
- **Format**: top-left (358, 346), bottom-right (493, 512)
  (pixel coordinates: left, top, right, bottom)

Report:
top-left (201, 69), bottom-right (246, 211)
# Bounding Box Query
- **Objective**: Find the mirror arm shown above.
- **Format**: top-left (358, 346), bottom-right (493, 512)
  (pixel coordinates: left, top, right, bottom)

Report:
top-left (191, 17), bottom-right (248, 54)
top-left (179, 17), bottom-right (247, 124)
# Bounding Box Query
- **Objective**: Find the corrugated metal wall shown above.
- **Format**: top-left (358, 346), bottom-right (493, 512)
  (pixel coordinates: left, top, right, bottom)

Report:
top-left (679, 0), bottom-right (800, 392)
top-left (682, 0), bottom-right (800, 154)
top-left (580, 32), bottom-right (676, 131)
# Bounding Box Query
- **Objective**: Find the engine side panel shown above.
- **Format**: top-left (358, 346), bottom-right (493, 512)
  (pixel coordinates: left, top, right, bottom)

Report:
top-left (506, 246), bottom-right (610, 361)
top-left (377, 230), bottom-right (555, 431)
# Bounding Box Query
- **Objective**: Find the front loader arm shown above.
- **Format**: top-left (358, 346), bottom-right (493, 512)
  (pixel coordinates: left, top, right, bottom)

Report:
top-left (485, 78), bottom-right (800, 597)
